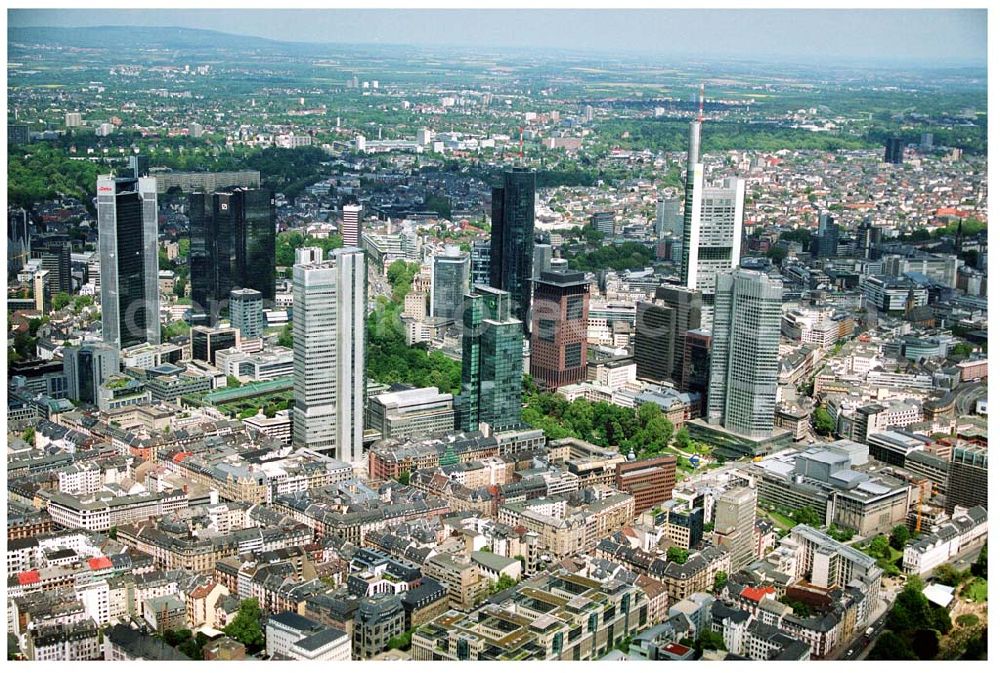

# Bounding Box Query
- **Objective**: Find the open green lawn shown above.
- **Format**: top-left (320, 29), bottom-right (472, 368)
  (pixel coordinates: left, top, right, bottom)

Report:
top-left (760, 508), bottom-right (796, 531)
top-left (962, 578), bottom-right (987, 603)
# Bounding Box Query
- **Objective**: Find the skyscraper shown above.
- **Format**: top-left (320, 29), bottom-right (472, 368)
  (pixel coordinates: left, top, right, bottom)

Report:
top-left (431, 247), bottom-right (470, 322)
top-left (686, 177), bottom-right (746, 313)
top-left (812, 212), bottom-right (840, 259)
top-left (8, 207), bottom-right (31, 278)
top-left (292, 246), bottom-right (366, 463)
top-left (40, 242), bottom-right (72, 295)
top-left (529, 270), bottom-right (590, 391)
top-left (706, 269), bottom-right (783, 439)
top-left (884, 136), bottom-right (904, 164)
top-left (634, 285), bottom-right (702, 384)
top-left (458, 285), bottom-right (524, 432)
top-left (680, 88), bottom-right (745, 325)
top-left (470, 240), bottom-right (491, 287)
top-left (680, 95), bottom-right (705, 292)
top-left (341, 203), bottom-right (362, 248)
top-left (63, 342), bottom-right (120, 404)
top-left (489, 168), bottom-right (536, 332)
top-left (655, 197), bottom-right (683, 238)
top-left (682, 328), bottom-right (712, 415)
top-left (945, 445), bottom-right (987, 513)
top-left (189, 187), bottom-right (275, 325)
top-left (230, 288), bottom-right (264, 339)
top-left (714, 486), bottom-right (759, 570)
top-left (97, 172), bottom-right (160, 349)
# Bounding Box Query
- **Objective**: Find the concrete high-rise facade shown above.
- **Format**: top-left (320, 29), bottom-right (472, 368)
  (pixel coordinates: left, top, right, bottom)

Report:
top-left (63, 342), bottom-right (120, 404)
top-left (97, 172), bottom-right (160, 349)
top-left (706, 269), bottom-right (783, 439)
top-left (431, 247), bottom-right (470, 323)
top-left (714, 486), bottom-right (758, 571)
top-left (680, 115), bottom-right (705, 294)
top-left (40, 242), bottom-right (73, 295)
top-left (529, 270), bottom-right (590, 391)
top-left (341, 203), bottom-right (362, 248)
top-left (189, 188), bottom-right (275, 326)
top-left (634, 285), bottom-right (701, 384)
top-left (489, 168), bottom-right (536, 333)
top-left (230, 288), bottom-right (264, 339)
top-left (292, 247), bottom-right (366, 463)
top-left (458, 286), bottom-right (524, 432)
top-left (945, 445), bottom-right (987, 513)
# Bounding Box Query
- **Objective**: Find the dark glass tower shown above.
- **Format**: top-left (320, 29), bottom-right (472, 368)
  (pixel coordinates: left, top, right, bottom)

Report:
top-left (190, 188), bottom-right (275, 325)
top-left (488, 168), bottom-right (536, 333)
top-left (97, 173), bottom-right (159, 349)
top-left (884, 137), bottom-right (904, 164)
top-left (457, 286), bottom-right (523, 432)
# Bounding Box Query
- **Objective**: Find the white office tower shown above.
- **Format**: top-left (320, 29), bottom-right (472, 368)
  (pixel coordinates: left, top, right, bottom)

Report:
top-left (680, 112), bottom-right (705, 292)
top-left (292, 247), bottom-right (367, 463)
top-left (341, 203), bottom-right (362, 248)
top-left (693, 176), bottom-right (745, 320)
top-left (680, 86), bottom-right (745, 329)
top-left (97, 173), bottom-right (160, 349)
top-left (706, 269), bottom-right (783, 439)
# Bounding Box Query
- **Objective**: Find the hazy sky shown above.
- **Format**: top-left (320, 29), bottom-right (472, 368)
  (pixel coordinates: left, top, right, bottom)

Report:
top-left (8, 8), bottom-right (988, 65)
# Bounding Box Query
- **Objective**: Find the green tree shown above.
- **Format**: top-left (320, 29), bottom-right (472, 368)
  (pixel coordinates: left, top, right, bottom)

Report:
top-left (489, 574), bottom-right (518, 594)
top-left (812, 407), bottom-right (836, 436)
top-left (674, 426), bottom-right (691, 450)
top-left (21, 427), bottom-right (35, 444)
top-left (869, 631), bottom-right (916, 660)
top-left (397, 471), bottom-right (410, 486)
top-left (224, 598), bottom-right (264, 654)
top-left (932, 563), bottom-right (967, 587)
top-left (889, 524), bottom-right (910, 550)
top-left (696, 628), bottom-right (726, 654)
top-left (713, 571), bottom-right (728, 593)
top-left (52, 292), bottom-right (72, 311)
top-left (868, 534), bottom-right (891, 560)
top-left (667, 547), bottom-right (690, 564)
top-left (767, 246), bottom-right (789, 265)
top-left (73, 295), bottom-right (94, 313)
top-left (277, 322), bottom-right (293, 348)
top-left (387, 629), bottom-right (414, 651)
top-left (791, 506), bottom-right (822, 527)
top-left (971, 545), bottom-right (987, 579)
top-left (952, 342), bottom-right (974, 358)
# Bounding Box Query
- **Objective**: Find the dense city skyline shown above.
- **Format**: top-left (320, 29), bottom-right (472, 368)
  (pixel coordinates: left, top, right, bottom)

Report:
top-left (5, 5), bottom-right (989, 664)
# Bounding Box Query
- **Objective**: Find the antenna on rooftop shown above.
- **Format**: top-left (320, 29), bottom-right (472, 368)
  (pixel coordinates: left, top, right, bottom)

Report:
top-left (698, 83), bottom-right (705, 123)
top-left (519, 126), bottom-right (525, 163)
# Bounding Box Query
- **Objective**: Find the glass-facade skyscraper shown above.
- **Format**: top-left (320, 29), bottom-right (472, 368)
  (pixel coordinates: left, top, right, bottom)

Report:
top-left (706, 269), bottom-right (783, 439)
top-left (190, 187), bottom-right (275, 326)
top-left (431, 247), bottom-right (470, 323)
top-left (230, 287), bottom-right (264, 339)
top-left (97, 173), bottom-right (160, 349)
top-left (458, 285), bottom-right (523, 432)
top-left (489, 168), bottom-right (536, 333)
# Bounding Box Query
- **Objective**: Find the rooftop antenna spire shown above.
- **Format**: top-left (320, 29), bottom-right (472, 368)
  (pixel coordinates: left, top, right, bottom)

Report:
top-left (698, 82), bottom-right (705, 123)
top-left (519, 126), bottom-right (525, 163)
